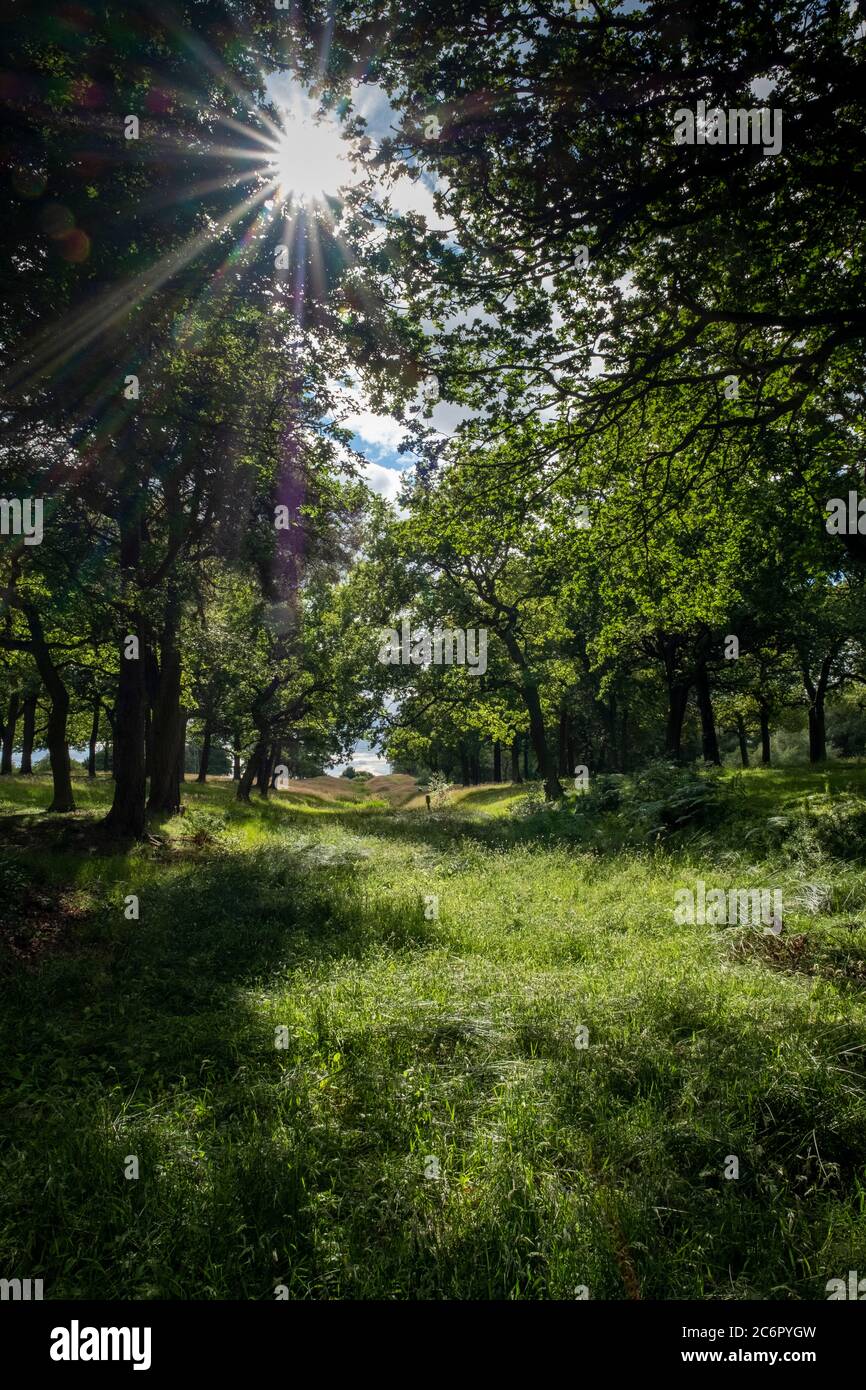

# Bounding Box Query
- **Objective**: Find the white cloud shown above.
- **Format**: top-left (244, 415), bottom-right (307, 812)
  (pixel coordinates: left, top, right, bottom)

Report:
top-left (354, 751), bottom-right (393, 775)
top-left (428, 398), bottom-right (475, 436)
top-left (342, 381), bottom-right (475, 449)
top-left (387, 174), bottom-right (451, 232)
top-left (326, 749), bottom-right (392, 776)
top-left (361, 459), bottom-right (406, 502)
top-left (341, 407), bottom-right (405, 451)
top-left (351, 82), bottom-right (397, 141)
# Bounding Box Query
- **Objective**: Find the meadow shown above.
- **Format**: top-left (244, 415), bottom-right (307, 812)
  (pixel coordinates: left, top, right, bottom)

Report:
top-left (1, 765), bottom-right (865, 1300)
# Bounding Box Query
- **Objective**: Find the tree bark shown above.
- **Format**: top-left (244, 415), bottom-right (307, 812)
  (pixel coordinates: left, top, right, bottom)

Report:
top-left (143, 647), bottom-right (158, 783)
top-left (257, 742), bottom-right (278, 798)
top-left (498, 632), bottom-right (563, 798)
top-left (147, 589), bottom-right (184, 816)
top-left (493, 739), bottom-right (501, 783)
top-left (232, 732), bottom-right (241, 781)
top-left (512, 735), bottom-right (523, 783)
top-left (604, 693), bottom-right (618, 772)
top-left (759, 702), bottom-right (771, 765)
top-left (177, 714), bottom-right (187, 790)
top-left (802, 649), bottom-right (837, 766)
top-left (735, 713), bottom-right (750, 768)
top-left (664, 681), bottom-right (690, 762)
top-left (237, 741), bottom-right (265, 802)
top-left (558, 707), bottom-right (569, 775)
top-left (104, 515), bottom-right (147, 837)
top-left (269, 744), bottom-right (283, 789)
top-left (1, 692), bottom-right (20, 775)
top-left (197, 719), bottom-right (212, 782)
top-left (19, 693), bottom-right (36, 775)
top-left (104, 705), bottom-right (116, 777)
top-left (87, 700), bottom-right (100, 778)
top-left (808, 705), bottom-right (827, 763)
top-left (527, 689), bottom-right (563, 795)
top-left (695, 662), bottom-right (721, 765)
top-left (23, 607), bottom-right (74, 812)
top-left (144, 706), bottom-right (152, 783)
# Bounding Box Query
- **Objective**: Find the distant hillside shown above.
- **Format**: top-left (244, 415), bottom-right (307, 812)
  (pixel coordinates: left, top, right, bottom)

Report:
top-left (270, 773), bottom-right (421, 807)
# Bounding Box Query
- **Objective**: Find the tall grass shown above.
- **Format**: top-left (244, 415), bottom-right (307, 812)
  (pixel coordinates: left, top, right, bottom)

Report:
top-left (1, 767), bottom-right (865, 1298)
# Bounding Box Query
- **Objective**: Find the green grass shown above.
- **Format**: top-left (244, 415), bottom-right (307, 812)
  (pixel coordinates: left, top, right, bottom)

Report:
top-left (1, 767), bottom-right (866, 1299)
top-left (447, 783), bottom-right (531, 815)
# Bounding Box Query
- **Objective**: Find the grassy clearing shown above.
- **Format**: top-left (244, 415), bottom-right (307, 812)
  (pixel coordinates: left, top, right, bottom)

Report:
top-left (1, 767), bottom-right (865, 1299)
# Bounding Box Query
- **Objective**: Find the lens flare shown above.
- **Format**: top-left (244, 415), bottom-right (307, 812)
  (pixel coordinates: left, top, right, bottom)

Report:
top-left (264, 109), bottom-right (350, 205)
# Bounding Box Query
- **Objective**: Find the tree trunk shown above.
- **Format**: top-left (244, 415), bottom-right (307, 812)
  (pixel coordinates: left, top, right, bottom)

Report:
top-left (499, 632), bottom-right (562, 799)
top-left (808, 704), bottom-right (827, 764)
top-left (257, 742), bottom-right (278, 798)
top-left (177, 714), bottom-right (187, 791)
top-left (695, 663), bottom-right (721, 765)
top-left (144, 706), bottom-right (152, 783)
top-left (232, 729), bottom-right (241, 780)
top-left (19, 693), bottom-right (36, 775)
top-left (45, 690), bottom-right (73, 811)
top-left (512, 735), bottom-right (523, 783)
top-left (104, 515), bottom-right (147, 837)
top-left (523, 735), bottom-right (530, 781)
top-left (604, 693), bottom-right (618, 772)
top-left (197, 719), bottom-right (212, 782)
top-left (1, 693), bottom-right (20, 775)
top-left (664, 681), bottom-right (690, 762)
top-left (493, 739), bottom-right (501, 783)
top-left (528, 692), bottom-right (562, 795)
top-left (558, 707), bottom-right (569, 776)
top-left (23, 607), bottom-right (74, 812)
top-left (735, 713), bottom-right (750, 768)
top-left (147, 590), bottom-right (184, 816)
top-left (759, 702), bottom-right (771, 765)
top-left (144, 647), bottom-right (158, 783)
top-left (104, 706), bottom-right (116, 776)
top-left (802, 649), bottom-right (836, 766)
top-left (269, 744), bottom-right (283, 789)
top-left (237, 741), bottom-right (265, 802)
top-left (87, 700), bottom-right (100, 778)
top-left (256, 752), bottom-right (269, 795)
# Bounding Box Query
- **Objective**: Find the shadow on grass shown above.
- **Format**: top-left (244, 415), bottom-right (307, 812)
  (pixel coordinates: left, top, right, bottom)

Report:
top-left (534, 987), bottom-right (866, 1299)
top-left (0, 828), bottom-right (456, 1297)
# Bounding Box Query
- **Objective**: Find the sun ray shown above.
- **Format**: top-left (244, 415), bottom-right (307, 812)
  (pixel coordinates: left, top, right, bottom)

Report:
top-left (3, 51), bottom-right (362, 440)
top-left (6, 183), bottom-right (275, 394)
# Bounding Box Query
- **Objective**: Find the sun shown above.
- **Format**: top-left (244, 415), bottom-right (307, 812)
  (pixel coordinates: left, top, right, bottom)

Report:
top-left (264, 107), bottom-right (351, 205)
